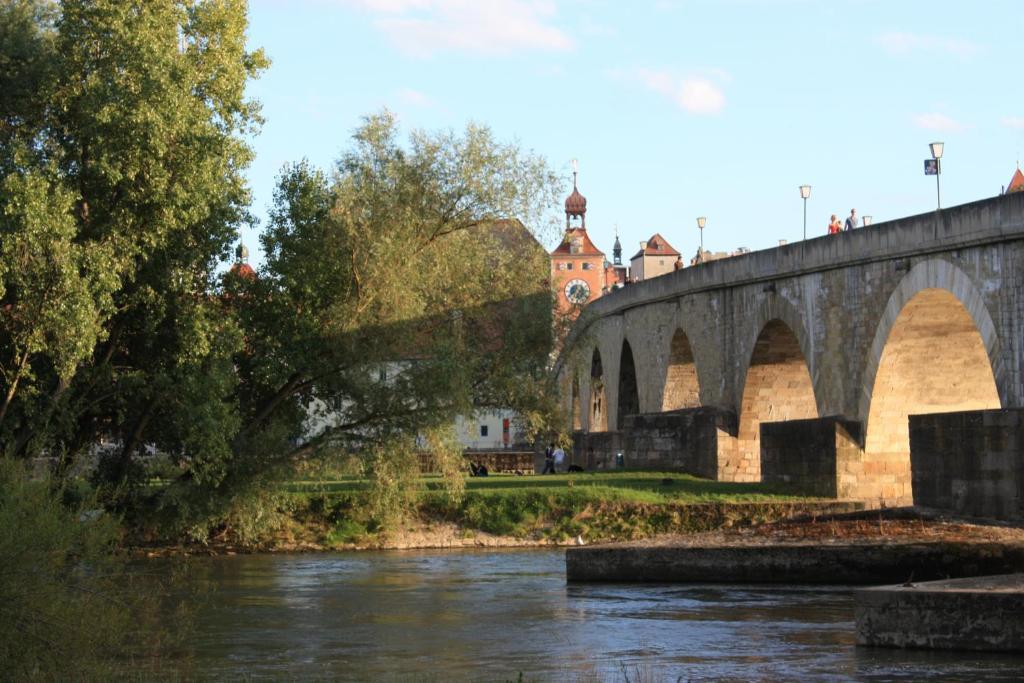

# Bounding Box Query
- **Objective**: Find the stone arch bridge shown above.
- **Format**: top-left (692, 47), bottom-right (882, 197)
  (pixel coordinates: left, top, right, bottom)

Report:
top-left (556, 193), bottom-right (1024, 519)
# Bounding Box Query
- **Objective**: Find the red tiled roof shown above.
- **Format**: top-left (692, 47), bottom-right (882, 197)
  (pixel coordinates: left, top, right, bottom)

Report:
top-left (230, 262), bottom-right (257, 280)
top-left (1008, 167), bottom-right (1024, 193)
top-left (550, 227), bottom-right (605, 257)
top-left (629, 232), bottom-right (680, 260)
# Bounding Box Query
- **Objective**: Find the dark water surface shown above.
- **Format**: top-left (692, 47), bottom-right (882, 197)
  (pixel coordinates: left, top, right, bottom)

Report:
top-left (161, 549), bottom-right (1023, 681)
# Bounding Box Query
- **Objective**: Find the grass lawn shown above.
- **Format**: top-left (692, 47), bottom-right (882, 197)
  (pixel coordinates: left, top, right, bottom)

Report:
top-left (286, 470), bottom-right (806, 504)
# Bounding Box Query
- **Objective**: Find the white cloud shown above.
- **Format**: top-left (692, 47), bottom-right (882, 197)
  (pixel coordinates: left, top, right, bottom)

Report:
top-left (615, 68), bottom-right (726, 115)
top-left (346, 0), bottom-right (574, 57)
top-left (876, 31), bottom-right (979, 59)
top-left (395, 87), bottom-right (434, 107)
top-left (1002, 116), bottom-right (1024, 130)
top-left (912, 112), bottom-right (970, 133)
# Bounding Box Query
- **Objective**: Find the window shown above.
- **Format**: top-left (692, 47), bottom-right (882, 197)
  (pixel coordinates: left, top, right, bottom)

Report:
top-left (566, 262), bottom-right (573, 270)
top-left (480, 425), bottom-right (489, 437)
top-left (557, 262), bottom-right (566, 271)
top-left (582, 262), bottom-right (592, 270)
top-left (659, 259), bottom-right (665, 266)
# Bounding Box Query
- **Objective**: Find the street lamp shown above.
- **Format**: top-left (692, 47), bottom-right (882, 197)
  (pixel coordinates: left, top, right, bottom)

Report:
top-left (863, 215), bottom-right (873, 227)
top-left (799, 185), bottom-right (811, 240)
top-left (696, 216), bottom-right (706, 257)
top-left (930, 142), bottom-right (944, 210)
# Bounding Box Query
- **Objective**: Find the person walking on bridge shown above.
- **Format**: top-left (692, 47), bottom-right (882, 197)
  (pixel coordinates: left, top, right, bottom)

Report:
top-left (844, 208), bottom-right (858, 231)
top-left (828, 214), bottom-right (842, 234)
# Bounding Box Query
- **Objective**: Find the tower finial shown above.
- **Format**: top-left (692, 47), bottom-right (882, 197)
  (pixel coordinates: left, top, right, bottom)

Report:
top-left (571, 158), bottom-right (578, 189)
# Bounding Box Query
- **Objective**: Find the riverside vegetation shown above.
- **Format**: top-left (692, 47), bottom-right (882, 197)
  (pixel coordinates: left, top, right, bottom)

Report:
top-left (131, 468), bottom-right (815, 552)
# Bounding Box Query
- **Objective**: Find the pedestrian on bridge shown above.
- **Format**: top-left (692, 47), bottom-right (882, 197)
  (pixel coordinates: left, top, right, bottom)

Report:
top-left (844, 208), bottom-right (858, 231)
top-left (828, 215), bottom-right (842, 234)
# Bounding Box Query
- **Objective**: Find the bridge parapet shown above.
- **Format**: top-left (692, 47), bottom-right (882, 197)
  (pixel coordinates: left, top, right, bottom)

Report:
top-left (573, 192), bottom-right (1024, 332)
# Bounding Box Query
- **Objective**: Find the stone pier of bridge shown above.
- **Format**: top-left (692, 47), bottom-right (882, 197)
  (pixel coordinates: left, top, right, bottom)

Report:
top-left (556, 192), bottom-right (1024, 520)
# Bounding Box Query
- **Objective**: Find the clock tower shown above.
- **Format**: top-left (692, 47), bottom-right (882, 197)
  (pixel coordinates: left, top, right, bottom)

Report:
top-left (550, 161), bottom-right (606, 316)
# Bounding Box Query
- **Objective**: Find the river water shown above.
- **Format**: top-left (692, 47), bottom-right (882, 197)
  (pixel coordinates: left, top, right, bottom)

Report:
top-left (161, 549), bottom-right (1022, 681)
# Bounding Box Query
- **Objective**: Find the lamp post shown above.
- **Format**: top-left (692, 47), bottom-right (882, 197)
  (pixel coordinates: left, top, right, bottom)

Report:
top-left (799, 185), bottom-right (811, 240)
top-left (930, 142), bottom-right (944, 210)
top-left (696, 216), bottom-right (706, 257)
top-left (863, 215), bottom-right (873, 227)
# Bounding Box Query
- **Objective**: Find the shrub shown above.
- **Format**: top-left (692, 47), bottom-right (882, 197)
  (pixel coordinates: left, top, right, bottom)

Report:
top-left (0, 459), bottom-right (172, 677)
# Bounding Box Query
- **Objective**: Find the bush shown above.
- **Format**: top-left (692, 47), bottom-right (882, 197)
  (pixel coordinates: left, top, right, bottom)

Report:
top-left (0, 459), bottom-right (172, 677)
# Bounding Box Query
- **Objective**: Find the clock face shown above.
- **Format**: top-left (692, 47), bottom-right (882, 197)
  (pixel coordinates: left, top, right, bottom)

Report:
top-left (564, 278), bottom-right (591, 304)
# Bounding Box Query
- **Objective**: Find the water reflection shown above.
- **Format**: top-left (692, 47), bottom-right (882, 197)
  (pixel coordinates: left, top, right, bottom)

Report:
top-left (152, 550), bottom-right (1024, 681)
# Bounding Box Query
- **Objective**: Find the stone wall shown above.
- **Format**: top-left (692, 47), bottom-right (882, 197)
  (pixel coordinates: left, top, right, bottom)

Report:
top-left (572, 407), bottom-right (735, 477)
top-left (761, 417), bottom-right (862, 497)
top-left (909, 408), bottom-right (1024, 520)
top-left (856, 574), bottom-right (1024, 652)
top-left (567, 540), bottom-right (1024, 584)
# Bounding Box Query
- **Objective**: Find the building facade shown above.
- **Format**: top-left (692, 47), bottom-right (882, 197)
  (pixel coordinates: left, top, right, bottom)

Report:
top-left (629, 233), bottom-right (681, 281)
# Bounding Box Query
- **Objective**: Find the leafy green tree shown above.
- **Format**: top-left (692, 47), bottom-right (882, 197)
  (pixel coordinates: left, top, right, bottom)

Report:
top-left (1, 0), bottom-right (562, 537)
top-left (0, 0), bottom-right (266, 475)
top-left (221, 112), bottom-right (559, 479)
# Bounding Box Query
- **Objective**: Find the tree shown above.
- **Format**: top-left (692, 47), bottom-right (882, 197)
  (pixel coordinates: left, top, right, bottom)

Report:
top-left (225, 112), bottom-right (559, 475)
top-left (1, 1), bottom-right (563, 536)
top-left (0, 0), bottom-right (267, 474)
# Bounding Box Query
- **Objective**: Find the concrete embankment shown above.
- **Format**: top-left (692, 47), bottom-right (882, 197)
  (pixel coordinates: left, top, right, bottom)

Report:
top-left (856, 573), bottom-right (1024, 652)
top-left (565, 541), bottom-right (1024, 584)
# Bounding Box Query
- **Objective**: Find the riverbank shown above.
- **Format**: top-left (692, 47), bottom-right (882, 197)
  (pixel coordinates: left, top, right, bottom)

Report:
top-left (135, 499), bottom-right (864, 556)
top-left (132, 471), bottom-right (854, 555)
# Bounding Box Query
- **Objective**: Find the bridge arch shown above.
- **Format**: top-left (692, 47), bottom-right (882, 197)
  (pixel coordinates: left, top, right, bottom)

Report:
top-left (734, 315), bottom-right (819, 482)
top-left (662, 327), bottom-right (701, 410)
top-left (617, 340), bottom-right (640, 429)
top-left (589, 347), bottom-right (608, 432)
top-left (860, 260), bottom-right (1003, 504)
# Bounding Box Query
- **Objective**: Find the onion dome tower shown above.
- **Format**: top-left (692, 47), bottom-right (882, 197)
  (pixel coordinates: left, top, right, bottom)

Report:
top-left (230, 240), bottom-right (255, 279)
top-left (564, 159), bottom-right (587, 228)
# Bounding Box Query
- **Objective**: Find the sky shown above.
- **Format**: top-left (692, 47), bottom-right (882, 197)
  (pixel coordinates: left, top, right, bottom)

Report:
top-left (239, 0), bottom-right (1024, 264)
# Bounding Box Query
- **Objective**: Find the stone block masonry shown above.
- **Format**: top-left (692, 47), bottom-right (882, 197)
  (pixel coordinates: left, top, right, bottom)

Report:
top-left (566, 542), bottom-right (1024, 584)
top-left (910, 408), bottom-right (1024, 520)
top-left (572, 407), bottom-right (735, 477)
top-left (761, 417), bottom-right (862, 497)
top-left (856, 574), bottom-right (1024, 652)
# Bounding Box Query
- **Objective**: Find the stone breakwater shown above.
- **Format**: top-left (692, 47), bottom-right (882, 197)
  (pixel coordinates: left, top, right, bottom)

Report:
top-left (856, 573), bottom-right (1024, 652)
top-left (566, 541), bottom-right (1024, 584)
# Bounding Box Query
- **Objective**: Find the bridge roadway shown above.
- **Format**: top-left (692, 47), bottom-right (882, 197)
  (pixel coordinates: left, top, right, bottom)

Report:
top-left (556, 191), bottom-right (1024, 518)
